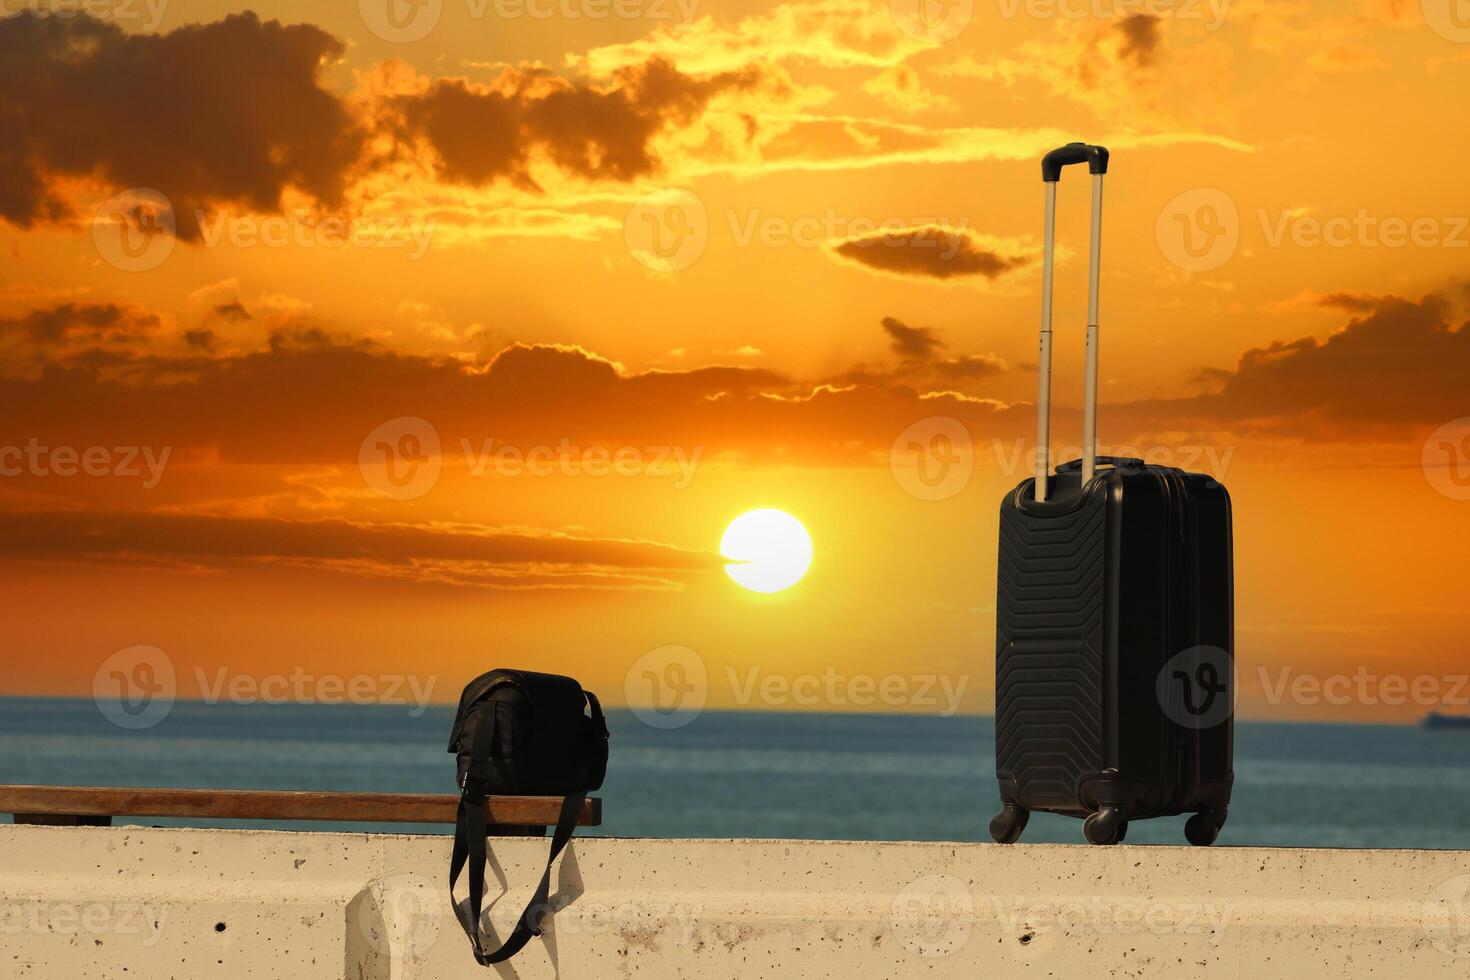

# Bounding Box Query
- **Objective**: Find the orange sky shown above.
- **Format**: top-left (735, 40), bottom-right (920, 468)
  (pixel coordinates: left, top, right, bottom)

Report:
top-left (1, 0), bottom-right (1468, 723)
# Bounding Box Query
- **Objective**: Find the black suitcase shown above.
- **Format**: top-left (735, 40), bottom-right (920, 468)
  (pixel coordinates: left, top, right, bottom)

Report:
top-left (988, 143), bottom-right (1235, 847)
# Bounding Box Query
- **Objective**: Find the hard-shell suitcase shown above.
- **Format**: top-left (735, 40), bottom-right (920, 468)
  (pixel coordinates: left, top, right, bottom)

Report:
top-left (988, 143), bottom-right (1235, 847)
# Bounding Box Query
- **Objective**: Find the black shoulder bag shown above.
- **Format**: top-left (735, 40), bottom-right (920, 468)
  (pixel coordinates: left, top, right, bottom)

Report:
top-left (447, 669), bottom-right (609, 965)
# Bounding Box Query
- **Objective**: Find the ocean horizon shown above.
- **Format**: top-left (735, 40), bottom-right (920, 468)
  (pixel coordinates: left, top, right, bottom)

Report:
top-left (3, 697), bottom-right (1468, 849)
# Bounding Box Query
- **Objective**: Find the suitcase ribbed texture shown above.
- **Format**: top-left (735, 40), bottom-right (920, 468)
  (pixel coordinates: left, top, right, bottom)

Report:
top-left (995, 493), bottom-right (1107, 807)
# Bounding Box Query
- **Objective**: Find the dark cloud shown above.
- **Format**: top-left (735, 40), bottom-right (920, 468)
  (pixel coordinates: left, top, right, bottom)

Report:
top-left (387, 57), bottom-right (763, 191)
top-left (0, 11), bottom-right (365, 240)
top-left (1318, 291), bottom-right (1380, 313)
top-left (183, 329), bottom-right (218, 352)
top-left (1118, 294), bottom-right (1470, 438)
top-left (831, 227), bottom-right (1034, 281)
top-left (0, 303), bottom-right (157, 346)
top-left (212, 302), bottom-right (253, 323)
top-left (1116, 14), bottom-right (1162, 68)
top-left (0, 511), bottom-right (714, 591)
top-left (882, 316), bottom-right (944, 361)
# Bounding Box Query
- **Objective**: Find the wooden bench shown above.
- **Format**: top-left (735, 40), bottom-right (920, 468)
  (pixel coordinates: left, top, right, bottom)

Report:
top-left (1, 785), bottom-right (601, 836)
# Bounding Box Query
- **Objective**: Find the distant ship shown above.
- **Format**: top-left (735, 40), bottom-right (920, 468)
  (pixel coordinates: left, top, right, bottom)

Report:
top-left (1422, 711), bottom-right (1470, 730)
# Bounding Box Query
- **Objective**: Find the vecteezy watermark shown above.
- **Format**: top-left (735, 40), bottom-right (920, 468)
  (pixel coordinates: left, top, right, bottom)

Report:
top-left (92, 188), bottom-right (177, 273)
top-left (357, 874), bottom-right (440, 963)
top-left (1156, 187), bottom-right (1240, 272)
top-left (1257, 209), bottom-right (1470, 250)
top-left (194, 211), bottom-right (437, 260)
top-left (889, 874), bottom-right (974, 958)
top-left (93, 647), bottom-right (438, 729)
top-left (623, 645), bottom-right (971, 729)
top-left (0, 440), bottom-right (171, 488)
top-left (624, 190), bottom-right (976, 274)
top-left (625, 645), bottom-right (708, 730)
top-left (93, 645), bottom-right (177, 730)
top-left (889, 0), bottom-right (975, 43)
top-left (461, 438), bottom-right (702, 488)
top-left (1254, 666), bottom-right (1470, 709)
top-left (358, 0), bottom-right (697, 42)
top-left (888, 421), bottom-right (1236, 501)
top-left (360, 417), bottom-right (443, 502)
top-left (0, 900), bottom-right (169, 947)
top-left (1157, 646), bottom-right (1234, 730)
top-left (994, 0), bottom-right (1230, 30)
top-left (727, 667), bottom-right (969, 715)
top-left (92, 189), bottom-right (437, 271)
top-left (1423, 417), bottom-right (1470, 500)
top-left (1422, 0), bottom-right (1470, 43)
top-left (890, 417), bottom-right (974, 501)
top-left (358, 0), bottom-right (444, 42)
top-left (1424, 874), bottom-right (1470, 958)
top-left (625, 188), bottom-right (708, 273)
top-left (1159, 188), bottom-right (1470, 272)
top-left (194, 668), bottom-right (437, 716)
top-left (359, 418), bottom-right (705, 501)
top-left (1, 0), bottom-right (169, 30)
top-left (990, 894), bottom-right (1233, 945)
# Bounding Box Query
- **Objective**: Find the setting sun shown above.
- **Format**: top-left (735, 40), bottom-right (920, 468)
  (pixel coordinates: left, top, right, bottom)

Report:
top-left (720, 510), bottom-right (813, 594)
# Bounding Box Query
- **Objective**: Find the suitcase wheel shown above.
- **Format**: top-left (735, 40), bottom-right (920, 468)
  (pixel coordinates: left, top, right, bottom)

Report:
top-left (1082, 806), bottom-right (1126, 845)
top-left (988, 804), bottom-right (1030, 845)
top-left (1184, 810), bottom-right (1223, 847)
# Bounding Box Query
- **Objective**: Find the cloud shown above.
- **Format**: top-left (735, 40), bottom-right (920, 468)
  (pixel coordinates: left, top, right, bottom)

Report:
top-left (383, 56), bottom-right (765, 192)
top-left (576, 0), bottom-right (927, 75)
top-left (212, 301), bottom-right (253, 323)
top-left (862, 65), bottom-right (951, 113)
top-left (183, 329), bottom-right (218, 353)
top-left (0, 303), bottom-right (159, 347)
top-left (0, 12), bottom-right (366, 241)
top-left (1117, 294), bottom-right (1470, 439)
top-left (882, 316), bottom-right (944, 360)
top-left (1115, 14), bottom-right (1162, 68)
top-left (831, 226), bottom-right (1034, 281)
top-left (938, 16), bottom-right (1236, 128)
top-left (0, 511), bottom-right (715, 591)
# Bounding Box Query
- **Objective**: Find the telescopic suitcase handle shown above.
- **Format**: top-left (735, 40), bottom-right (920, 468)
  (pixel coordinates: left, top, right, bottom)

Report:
top-left (1034, 142), bottom-right (1108, 502)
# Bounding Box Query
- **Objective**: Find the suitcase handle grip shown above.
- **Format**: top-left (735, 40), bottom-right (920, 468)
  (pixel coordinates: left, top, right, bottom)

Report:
top-left (1055, 455), bottom-right (1142, 473)
top-left (1041, 142), bottom-right (1109, 182)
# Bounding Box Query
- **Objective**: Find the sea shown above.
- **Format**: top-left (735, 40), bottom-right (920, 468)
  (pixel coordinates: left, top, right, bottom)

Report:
top-left (3, 698), bottom-right (1470, 849)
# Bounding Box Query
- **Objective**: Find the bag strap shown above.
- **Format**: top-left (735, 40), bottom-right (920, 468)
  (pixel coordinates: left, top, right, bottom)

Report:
top-left (449, 697), bottom-right (593, 966)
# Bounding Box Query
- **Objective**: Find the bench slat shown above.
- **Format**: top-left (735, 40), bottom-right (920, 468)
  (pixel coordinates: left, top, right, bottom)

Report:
top-left (1, 785), bottom-right (600, 827)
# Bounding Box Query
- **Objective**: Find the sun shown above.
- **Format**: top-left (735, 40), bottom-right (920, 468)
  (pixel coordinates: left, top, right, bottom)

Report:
top-left (721, 509), bottom-right (813, 594)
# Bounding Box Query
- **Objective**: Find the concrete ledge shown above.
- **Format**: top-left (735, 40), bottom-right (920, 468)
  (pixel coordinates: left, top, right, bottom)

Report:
top-left (2, 825), bottom-right (1469, 977)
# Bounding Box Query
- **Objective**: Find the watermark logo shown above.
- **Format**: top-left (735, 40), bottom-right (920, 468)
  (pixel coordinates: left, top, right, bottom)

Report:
top-left (1424, 874), bottom-right (1470, 958)
top-left (1422, 417), bottom-right (1470, 500)
top-left (1156, 646), bottom-right (1233, 729)
top-left (0, 900), bottom-right (169, 946)
top-left (359, 0), bottom-right (443, 42)
top-left (1422, 0), bottom-right (1470, 43)
top-left (990, 894), bottom-right (1233, 944)
top-left (3, 0), bottom-right (171, 31)
top-left (0, 440), bottom-right (171, 488)
top-left (358, 873), bottom-right (441, 962)
top-left (1156, 188), bottom-right (1239, 272)
top-left (890, 0), bottom-right (975, 43)
top-left (889, 874), bottom-right (974, 957)
top-left (625, 188), bottom-right (708, 273)
top-left (92, 188), bottom-right (176, 273)
top-left (360, 417), bottom-right (442, 501)
top-left (625, 645), bottom-right (708, 729)
top-left (93, 645), bottom-right (176, 730)
top-left (890, 417), bottom-right (974, 501)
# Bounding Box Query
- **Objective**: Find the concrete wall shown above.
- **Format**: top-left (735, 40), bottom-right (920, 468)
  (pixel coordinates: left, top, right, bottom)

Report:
top-left (3, 824), bottom-right (1470, 978)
